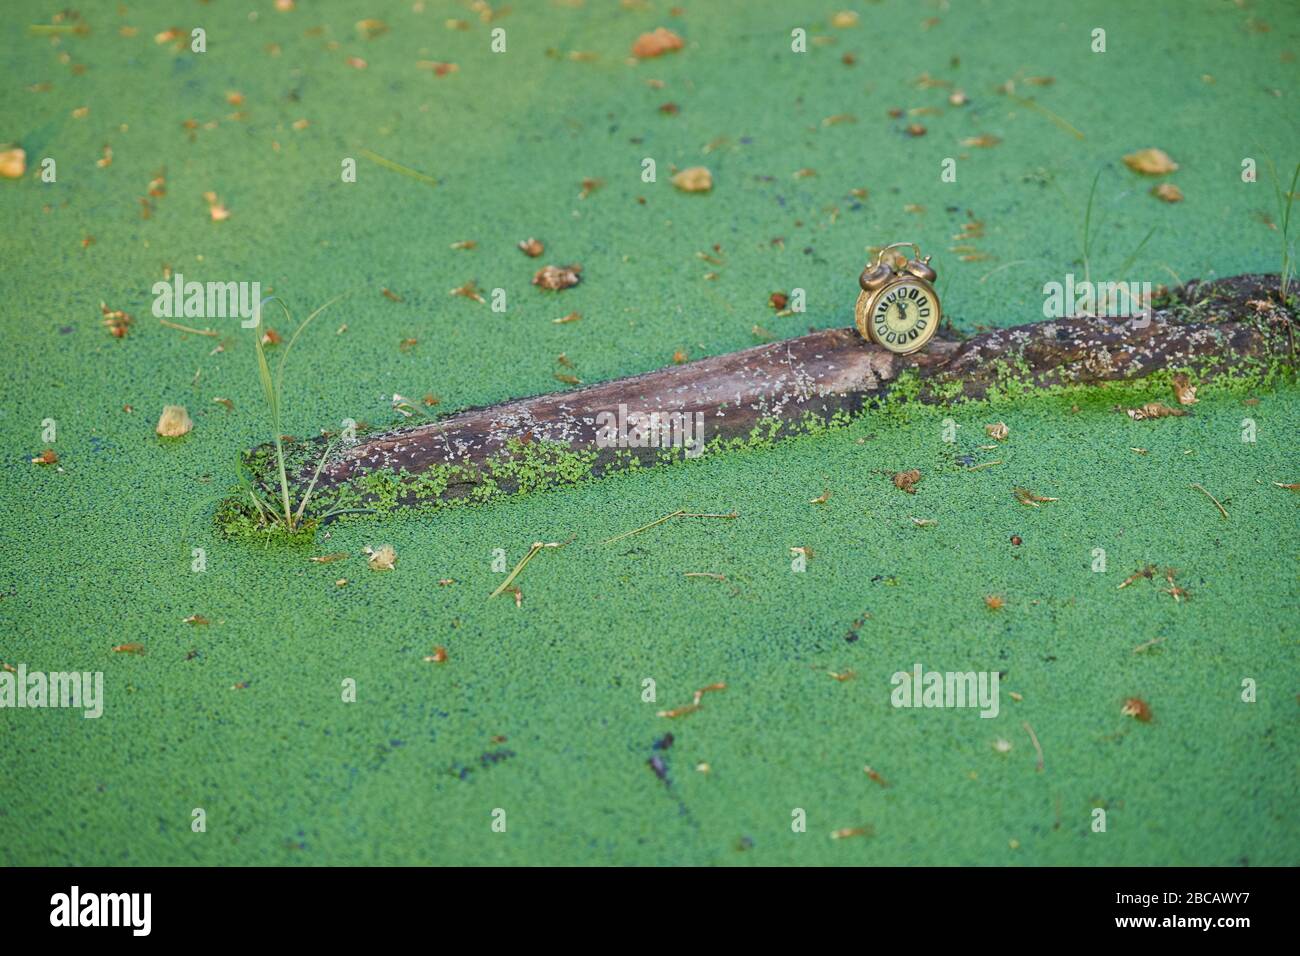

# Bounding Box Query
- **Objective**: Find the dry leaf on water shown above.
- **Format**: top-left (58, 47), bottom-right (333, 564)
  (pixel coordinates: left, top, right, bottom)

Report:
top-left (892, 470), bottom-right (922, 494)
top-left (985, 422), bottom-right (1009, 441)
top-left (1123, 148), bottom-right (1179, 175)
top-left (366, 544), bottom-right (396, 571)
top-left (1171, 373), bottom-right (1198, 405)
top-left (1152, 183), bottom-right (1184, 203)
top-left (532, 264), bottom-right (582, 290)
top-left (1127, 402), bottom-right (1186, 420)
top-left (0, 146), bottom-right (27, 179)
top-left (1012, 487), bottom-right (1057, 506)
top-left (1121, 697), bottom-right (1153, 722)
top-left (672, 166), bottom-right (713, 193)
top-left (156, 405), bottom-right (193, 437)
top-left (632, 28), bottom-right (684, 59)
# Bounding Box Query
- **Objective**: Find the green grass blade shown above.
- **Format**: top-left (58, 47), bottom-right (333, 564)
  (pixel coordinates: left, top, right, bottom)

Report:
top-left (1082, 169), bottom-right (1102, 285)
top-left (294, 440), bottom-right (337, 523)
top-left (252, 296), bottom-right (295, 524)
top-left (1117, 226), bottom-right (1157, 277)
top-left (275, 293), bottom-right (349, 399)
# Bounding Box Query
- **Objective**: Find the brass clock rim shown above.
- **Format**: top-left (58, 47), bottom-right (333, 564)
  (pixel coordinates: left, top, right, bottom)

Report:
top-left (855, 281), bottom-right (941, 356)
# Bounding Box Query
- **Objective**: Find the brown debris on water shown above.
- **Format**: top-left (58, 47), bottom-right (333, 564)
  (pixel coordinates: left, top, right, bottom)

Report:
top-left (417, 61), bottom-right (459, 77)
top-left (31, 449), bottom-right (59, 466)
top-left (632, 27), bottom-right (684, 59)
top-left (1126, 402), bottom-right (1186, 420)
top-left (450, 279), bottom-right (486, 303)
top-left (0, 146), bottom-right (26, 179)
top-left (1117, 564), bottom-right (1157, 589)
top-left (156, 405), bottom-right (193, 438)
top-left (863, 766), bottom-right (889, 787)
top-left (1121, 697), bottom-right (1152, 722)
top-left (310, 553), bottom-right (348, 564)
top-left (830, 825), bottom-right (874, 840)
top-left (1013, 486), bottom-right (1057, 506)
top-left (365, 544), bottom-right (397, 571)
top-left (202, 191), bottom-right (230, 222)
top-left (1152, 183), bottom-right (1184, 203)
top-left (892, 469), bottom-right (922, 494)
top-left (532, 264), bottom-right (582, 291)
top-left (1123, 148), bottom-right (1179, 175)
top-left (1189, 483), bottom-right (1227, 520)
top-left (1022, 721), bottom-right (1044, 771)
top-left (518, 237), bottom-right (544, 258)
top-left (1171, 373), bottom-right (1198, 405)
top-left (101, 302), bottom-right (132, 338)
top-left (658, 681), bottom-right (726, 719)
top-left (672, 166), bottom-right (713, 193)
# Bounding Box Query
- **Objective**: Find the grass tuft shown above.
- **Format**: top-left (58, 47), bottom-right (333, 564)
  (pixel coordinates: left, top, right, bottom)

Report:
top-left (245, 294), bottom-right (346, 536)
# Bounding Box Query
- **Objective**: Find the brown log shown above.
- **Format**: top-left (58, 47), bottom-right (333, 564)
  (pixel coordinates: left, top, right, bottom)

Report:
top-left (248, 274), bottom-right (1294, 513)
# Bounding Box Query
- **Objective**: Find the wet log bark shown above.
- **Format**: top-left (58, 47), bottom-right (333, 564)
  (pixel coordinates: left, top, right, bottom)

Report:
top-left (259, 274), bottom-right (1294, 510)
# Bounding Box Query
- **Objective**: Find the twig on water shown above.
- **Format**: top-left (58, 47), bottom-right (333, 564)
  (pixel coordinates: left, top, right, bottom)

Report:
top-left (1022, 721), bottom-right (1044, 772)
top-left (360, 148), bottom-right (439, 187)
top-left (489, 539), bottom-right (568, 599)
top-left (159, 319), bottom-right (220, 337)
top-left (1189, 483), bottom-right (1228, 520)
top-left (1004, 92), bottom-right (1084, 140)
top-left (602, 509), bottom-right (738, 544)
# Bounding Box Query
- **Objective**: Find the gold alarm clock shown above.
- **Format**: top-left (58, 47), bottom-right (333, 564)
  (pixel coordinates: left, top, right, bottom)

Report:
top-left (855, 242), bottom-right (941, 355)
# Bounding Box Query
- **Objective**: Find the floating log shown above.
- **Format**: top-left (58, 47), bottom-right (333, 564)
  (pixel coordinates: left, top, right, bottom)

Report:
top-left (239, 273), bottom-right (1294, 518)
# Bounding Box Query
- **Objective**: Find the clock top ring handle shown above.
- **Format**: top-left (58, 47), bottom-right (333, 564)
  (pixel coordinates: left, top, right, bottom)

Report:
top-left (860, 242), bottom-right (925, 292)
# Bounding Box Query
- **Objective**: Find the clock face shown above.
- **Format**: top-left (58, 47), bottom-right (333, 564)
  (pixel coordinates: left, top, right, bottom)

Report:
top-left (868, 280), bottom-right (939, 352)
